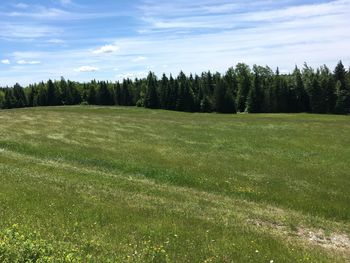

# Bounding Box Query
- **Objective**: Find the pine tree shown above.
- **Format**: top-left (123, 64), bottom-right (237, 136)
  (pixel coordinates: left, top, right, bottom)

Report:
top-left (159, 74), bottom-right (169, 109)
top-left (334, 61), bottom-right (346, 86)
top-left (334, 61), bottom-right (350, 113)
top-left (87, 84), bottom-right (97, 105)
top-left (59, 78), bottom-right (68, 105)
top-left (37, 82), bottom-right (47, 106)
top-left (168, 75), bottom-right (178, 110)
top-left (121, 80), bottom-right (132, 106)
top-left (12, 83), bottom-right (27, 108)
top-left (334, 81), bottom-right (349, 114)
top-left (144, 72), bottom-right (159, 109)
top-left (47, 79), bottom-right (56, 106)
top-left (27, 85), bottom-right (36, 107)
top-left (4, 89), bottom-right (15, 109)
top-left (200, 96), bottom-right (212, 112)
top-left (334, 80), bottom-right (349, 114)
top-left (97, 81), bottom-right (113, 105)
top-left (235, 63), bottom-right (251, 112)
top-left (319, 66), bottom-right (336, 113)
top-left (176, 80), bottom-right (185, 111)
top-left (307, 73), bottom-right (324, 113)
top-left (246, 66), bottom-right (264, 113)
top-left (292, 67), bottom-right (309, 112)
top-left (113, 82), bottom-right (122, 105)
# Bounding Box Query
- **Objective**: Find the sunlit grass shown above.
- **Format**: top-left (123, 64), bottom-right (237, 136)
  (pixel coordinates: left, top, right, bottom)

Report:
top-left (0, 106), bottom-right (349, 262)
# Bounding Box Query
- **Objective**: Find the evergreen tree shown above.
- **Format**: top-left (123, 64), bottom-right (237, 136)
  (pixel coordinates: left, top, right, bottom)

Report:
top-left (176, 80), bottom-right (185, 111)
top-left (144, 72), bottom-right (159, 109)
top-left (121, 80), bottom-right (132, 106)
top-left (36, 82), bottom-right (47, 106)
top-left (114, 82), bottom-right (122, 105)
top-left (27, 85), bottom-right (36, 107)
top-left (333, 61), bottom-right (350, 113)
top-left (292, 66), bottom-right (309, 112)
top-left (97, 81), bottom-right (113, 105)
top-left (59, 78), bottom-right (68, 105)
top-left (334, 81), bottom-right (349, 114)
top-left (319, 66), bottom-right (336, 113)
top-left (0, 62), bottom-right (349, 115)
top-left (216, 80), bottom-right (236, 113)
top-left (87, 84), bottom-right (97, 105)
top-left (200, 96), bottom-right (212, 113)
top-left (235, 63), bottom-right (251, 112)
top-left (168, 75), bottom-right (177, 110)
top-left (13, 83), bottom-right (27, 108)
top-left (47, 79), bottom-right (56, 106)
top-left (0, 90), bottom-right (5, 109)
top-left (334, 61), bottom-right (346, 86)
top-left (246, 66), bottom-right (264, 113)
top-left (159, 74), bottom-right (169, 109)
top-left (4, 89), bottom-right (15, 109)
top-left (307, 73), bottom-right (324, 113)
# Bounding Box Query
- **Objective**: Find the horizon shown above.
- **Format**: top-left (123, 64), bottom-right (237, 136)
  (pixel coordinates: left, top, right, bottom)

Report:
top-left (1, 0), bottom-right (350, 86)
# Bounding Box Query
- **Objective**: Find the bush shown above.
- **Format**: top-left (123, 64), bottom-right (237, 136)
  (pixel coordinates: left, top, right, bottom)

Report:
top-left (0, 225), bottom-right (170, 262)
top-left (0, 225), bottom-right (86, 263)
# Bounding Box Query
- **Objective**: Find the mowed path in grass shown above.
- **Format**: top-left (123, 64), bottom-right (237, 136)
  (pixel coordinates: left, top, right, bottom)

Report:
top-left (0, 106), bottom-right (349, 262)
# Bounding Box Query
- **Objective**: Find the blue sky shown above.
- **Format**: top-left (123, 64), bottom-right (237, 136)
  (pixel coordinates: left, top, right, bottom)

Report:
top-left (0, 0), bottom-right (349, 86)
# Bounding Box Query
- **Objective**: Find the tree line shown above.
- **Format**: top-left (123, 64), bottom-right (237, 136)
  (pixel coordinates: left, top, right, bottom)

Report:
top-left (1, 61), bottom-right (349, 114)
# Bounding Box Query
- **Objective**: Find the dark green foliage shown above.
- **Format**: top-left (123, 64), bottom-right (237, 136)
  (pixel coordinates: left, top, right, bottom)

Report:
top-left (121, 80), bottom-right (132, 106)
top-left (292, 67), bottom-right (309, 112)
top-left (159, 74), bottom-right (169, 109)
top-left (334, 61), bottom-right (346, 86)
top-left (214, 79), bottom-right (236, 113)
top-left (87, 84), bottom-right (97, 105)
top-left (319, 66), bottom-right (336, 113)
top-left (13, 84), bottom-right (27, 108)
top-left (0, 62), bottom-right (349, 114)
top-left (47, 79), bottom-right (56, 106)
top-left (200, 96), bottom-right (212, 112)
top-left (176, 72), bottom-right (195, 112)
top-left (4, 88), bottom-right (15, 109)
top-left (97, 81), bottom-right (113, 105)
top-left (334, 81), bottom-right (350, 114)
top-left (0, 90), bottom-right (4, 108)
top-left (308, 75), bottom-right (324, 113)
top-left (246, 66), bottom-right (264, 113)
top-left (144, 72), bottom-right (159, 109)
top-left (236, 63), bottom-right (251, 112)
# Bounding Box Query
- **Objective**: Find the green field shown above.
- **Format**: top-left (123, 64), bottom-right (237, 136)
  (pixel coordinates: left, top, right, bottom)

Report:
top-left (0, 106), bottom-right (349, 262)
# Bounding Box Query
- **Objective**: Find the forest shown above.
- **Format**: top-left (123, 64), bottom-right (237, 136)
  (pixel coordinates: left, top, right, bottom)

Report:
top-left (1, 61), bottom-right (349, 114)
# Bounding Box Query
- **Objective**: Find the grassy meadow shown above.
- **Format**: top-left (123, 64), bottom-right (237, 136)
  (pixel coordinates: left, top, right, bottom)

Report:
top-left (0, 106), bottom-right (349, 262)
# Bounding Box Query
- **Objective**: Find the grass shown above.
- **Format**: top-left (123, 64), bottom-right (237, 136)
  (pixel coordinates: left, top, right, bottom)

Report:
top-left (0, 106), bottom-right (349, 262)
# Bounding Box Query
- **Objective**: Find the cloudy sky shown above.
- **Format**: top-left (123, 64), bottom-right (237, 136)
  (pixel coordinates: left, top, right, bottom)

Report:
top-left (0, 0), bottom-right (349, 86)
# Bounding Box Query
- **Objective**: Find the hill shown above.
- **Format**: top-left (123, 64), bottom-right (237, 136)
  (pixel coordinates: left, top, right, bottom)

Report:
top-left (0, 106), bottom-right (349, 262)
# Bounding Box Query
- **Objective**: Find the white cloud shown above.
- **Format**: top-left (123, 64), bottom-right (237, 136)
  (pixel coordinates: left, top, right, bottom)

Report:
top-left (59, 0), bottom-right (72, 5)
top-left (1, 0), bottom-right (349, 86)
top-left (8, 8), bottom-right (70, 20)
top-left (14, 3), bottom-right (29, 9)
top-left (0, 24), bottom-right (61, 39)
top-left (141, 0), bottom-right (350, 30)
top-left (17, 60), bottom-right (41, 65)
top-left (47, 38), bottom-right (65, 44)
top-left (116, 72), bottom-right (147, 80)
top-left (93, 44), bottom-right (119, 54)
top-left (76, 66), bottom-right (99, 72)
top-left (1, 59), bottom-right (10, 65)
top-left (132, 56), bottom-right (147, 62)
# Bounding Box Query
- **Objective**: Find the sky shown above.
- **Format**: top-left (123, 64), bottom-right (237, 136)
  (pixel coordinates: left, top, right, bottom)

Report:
top-left (0, 0), bottom-right (349, 86)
